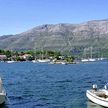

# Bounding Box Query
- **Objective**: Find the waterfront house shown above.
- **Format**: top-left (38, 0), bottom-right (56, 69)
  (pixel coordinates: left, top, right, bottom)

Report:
top-left (0, 55), bottom-right (7, 61)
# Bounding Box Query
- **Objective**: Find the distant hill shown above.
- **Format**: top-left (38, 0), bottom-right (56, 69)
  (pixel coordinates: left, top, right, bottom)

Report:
top-left (0, 19), bottom-right (108, 54)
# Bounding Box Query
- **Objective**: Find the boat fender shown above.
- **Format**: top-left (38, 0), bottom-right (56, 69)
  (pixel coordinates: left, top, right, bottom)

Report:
top-left (92, 84), bottom-right (97, 91)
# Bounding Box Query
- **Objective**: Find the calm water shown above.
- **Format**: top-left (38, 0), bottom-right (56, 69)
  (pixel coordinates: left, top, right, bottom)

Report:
top-left (0, 61), bottom-right (108, 108)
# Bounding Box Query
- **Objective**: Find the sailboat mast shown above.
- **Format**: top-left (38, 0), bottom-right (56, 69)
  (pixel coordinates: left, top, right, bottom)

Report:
top-left (90, 47), bottom-right (92, 59)
top-left (41, 48), bottom-right (44, 60)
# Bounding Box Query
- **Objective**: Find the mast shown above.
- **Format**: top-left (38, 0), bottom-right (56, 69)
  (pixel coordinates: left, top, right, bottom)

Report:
top-left (0, 77), bottom-right (2, 92)
top-left (90, 47), bottom-right (92, 59)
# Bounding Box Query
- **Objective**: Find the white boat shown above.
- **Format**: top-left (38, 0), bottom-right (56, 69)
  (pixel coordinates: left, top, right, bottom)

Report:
top-left (37, 59), bottom-right (50, 63)
top-left (37, 48), bottom-right (51, 63)
top-left (82, 48), bottom-right (88, 62)
top-left (61, 62), bottom-right (67, 65)
top-left (82, 47), bottom-right (96, 62)
top-left (0, 78), bottom-right (6, 104)
top-left (97, 57), bottom-right (105, 61)
top-left (81, 59), bottom-right (89, 62)
top-left (86, 84), bottom-right (108, 107)
top-left (7, 60), bottom-right (15, 63)
top-left (88, 58), bottom-right (96, 62)
top-left (32, 60), bottom-right (37, 63)
top-left (81, 58), bottom-right (96, 62)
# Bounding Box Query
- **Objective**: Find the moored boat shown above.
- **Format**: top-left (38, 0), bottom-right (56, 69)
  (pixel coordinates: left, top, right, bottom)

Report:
top-left (86, 84), bottom-right (108, 107)
top-left (32, 60), bottom-right (37, 63)
top-left (81, 59), bottom-right (89, 62)
top-left (0, 78), bottom-right (6, 104)
top-left (37, 59), bottom-right (50, 63)
top-left (6, 60), bottom-right (15, 63)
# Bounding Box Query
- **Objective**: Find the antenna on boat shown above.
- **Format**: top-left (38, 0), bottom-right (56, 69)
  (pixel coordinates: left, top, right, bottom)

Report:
top-left (104, 85), bottom-right (107, 90)
top-left (104, 83), bottom-right (108, 90)
top-left (92, 84), bottom-right (97, 91)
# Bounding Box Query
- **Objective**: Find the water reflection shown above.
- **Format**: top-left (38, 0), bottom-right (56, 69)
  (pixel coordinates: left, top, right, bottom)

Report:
top-left (87, 101), bottom-right (105, 108)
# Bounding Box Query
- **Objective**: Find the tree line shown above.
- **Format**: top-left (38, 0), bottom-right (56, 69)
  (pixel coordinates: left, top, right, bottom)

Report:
top-left (0, 49), bottom-right (74, 62)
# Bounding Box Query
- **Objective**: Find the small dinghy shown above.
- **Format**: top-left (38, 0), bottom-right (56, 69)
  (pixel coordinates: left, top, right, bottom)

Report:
top-left (0, 77), bottom-right (6, 104)
top-left (86, 84), bottom-right (108, 107)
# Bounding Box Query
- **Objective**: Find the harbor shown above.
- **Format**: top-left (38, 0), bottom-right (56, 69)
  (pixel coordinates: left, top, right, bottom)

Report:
top-left (0, 60), bottom-right (108, 108)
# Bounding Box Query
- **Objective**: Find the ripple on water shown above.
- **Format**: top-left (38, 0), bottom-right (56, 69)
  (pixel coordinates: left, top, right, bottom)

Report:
top-left (0, 61), bottom-right (108, 108)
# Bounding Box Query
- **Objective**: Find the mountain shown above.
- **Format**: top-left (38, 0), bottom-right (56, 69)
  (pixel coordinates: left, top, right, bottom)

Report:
top-left (0, 19), bottom-right (108, 53)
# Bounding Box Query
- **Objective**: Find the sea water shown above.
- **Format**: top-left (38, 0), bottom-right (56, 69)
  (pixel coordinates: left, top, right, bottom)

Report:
top-left (0, 61), bottom-right (108, 108)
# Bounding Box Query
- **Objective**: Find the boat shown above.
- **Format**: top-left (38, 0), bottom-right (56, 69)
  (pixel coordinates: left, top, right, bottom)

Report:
top-left (81, 48), bottom-right (88, 62)
top-left (82, 47), bottom-right (96, 62)
top-left (61, 61), bottom-right (67, 65)
top-left (37, 49), bottom-right (50, 63)
top-left (6, 60), bottom-right (15, 63)
top-left (81, 58), bottom-right (96, 62)
top-left (37, 59), bottom-right (50, 63)
top-left (86, 84), bottom-right (108, 107)
top-left (32, 60), bottom-right (37, 63)
top-left (81, 58), bottom-right (89, 62)
top-left (0, 77), bottom-right (6, 104)
top-left (6, 50), bottom-right (15, 63)
top-left (88, 58), bottom-right (96, 62)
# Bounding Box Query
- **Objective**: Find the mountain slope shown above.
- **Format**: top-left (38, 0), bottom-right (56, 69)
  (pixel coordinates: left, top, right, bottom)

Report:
top-left (0, 19), bottom-right (108, 52)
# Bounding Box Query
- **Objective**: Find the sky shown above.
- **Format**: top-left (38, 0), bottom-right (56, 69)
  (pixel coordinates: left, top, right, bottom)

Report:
top-left (0, 0), bottom-right (108, 35)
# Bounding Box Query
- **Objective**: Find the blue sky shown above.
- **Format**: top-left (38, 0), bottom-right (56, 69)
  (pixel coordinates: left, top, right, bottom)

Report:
top-left (0, 0), bottom-right (108, 35)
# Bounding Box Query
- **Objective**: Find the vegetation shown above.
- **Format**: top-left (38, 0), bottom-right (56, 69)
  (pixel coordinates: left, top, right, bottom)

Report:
top-left (0, 49), bottom-right (75, 62)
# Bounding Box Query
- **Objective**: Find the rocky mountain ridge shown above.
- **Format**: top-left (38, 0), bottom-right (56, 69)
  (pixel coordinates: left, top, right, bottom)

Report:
top-left (0, 19), bottom-right (108, 53)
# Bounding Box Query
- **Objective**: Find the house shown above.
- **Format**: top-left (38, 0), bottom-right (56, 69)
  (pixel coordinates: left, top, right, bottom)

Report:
top-left (20, 54), bottom-right (33, 60)
top-left (0, 55), bottom-right (7, 61)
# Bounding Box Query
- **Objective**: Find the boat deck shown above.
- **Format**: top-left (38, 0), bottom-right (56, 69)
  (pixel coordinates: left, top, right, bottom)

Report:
top-left (90, 89), bottom-right (108, 99)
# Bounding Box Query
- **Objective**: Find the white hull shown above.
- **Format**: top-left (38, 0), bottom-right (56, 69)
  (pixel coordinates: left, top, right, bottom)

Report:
top-left (81, 58), bottom-right (96, 62)
top-left (37, 59), bottom-right (50, 63)
top-left (86, 90), bottom-right (108, 107)
top-left (61, 62), bottom-right (67, 65)
top-left (7, 61), bottom-right (15, 63)
top-left (32, 60), bottom-right (37, 63)
top-left (81, 59), bottom-right (89, 62)
top-left (97, 58), bottom-right (105, 61)
top-left (88, 58), bottom-right (96, 62)
top-left (0, 90), bottom-right (6, 104)
top-left (0, 78), bottom-right (6, 104)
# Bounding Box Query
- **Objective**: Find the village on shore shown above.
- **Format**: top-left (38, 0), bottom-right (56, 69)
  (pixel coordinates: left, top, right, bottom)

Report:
top-left (0, 49), bottom-right (77, 64)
